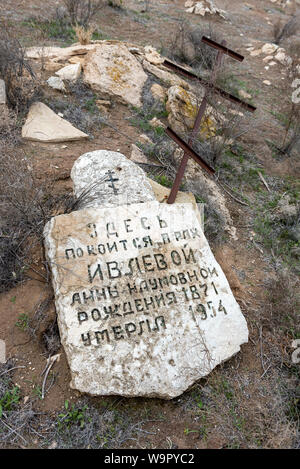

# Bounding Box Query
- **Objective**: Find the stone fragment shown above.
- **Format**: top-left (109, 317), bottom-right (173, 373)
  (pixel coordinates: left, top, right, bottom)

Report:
top-left (83, 44), bottom-right (148, 107)
top-left (250, 49), bottom-right (261, 57)
top-left (144, 46), bottom-right (164, 65)
top-left (150, 83), bottom-right (166, 102)
top-left (56, 63), bottom-right (82, 81)
top-left (47, 76), bottom-right (67, 92)
top-left (186, 0), bottom-right (226, 17)
top-left (143, 60), bottom-right (190, 89)
top-left (166, 85), bottom-right (216, 138)
top-left (238, 89), bottom-right (252, 100)
top-left (130, 144), bottom-right (150, 165)
top-left (274, 51), bottom-right (292, 66)
top-left (149, 117), bottom-right (165, 129)
top-left (25, 44), bottom-right (96, 61)
top-left (263, 55), bottom-right (274, 63)
top-left (70, 150), bottom-right (155, 209)
top-left (68, 56), bottom-right (86, 65)
top-left (22, 102), bottom-right (88, 143)
top-left (261, 43), bottom-right (278, 55)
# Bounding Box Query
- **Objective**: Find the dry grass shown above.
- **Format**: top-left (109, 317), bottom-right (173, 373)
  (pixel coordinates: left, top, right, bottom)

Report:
top-left (74, 24), bottom-right (95, 44)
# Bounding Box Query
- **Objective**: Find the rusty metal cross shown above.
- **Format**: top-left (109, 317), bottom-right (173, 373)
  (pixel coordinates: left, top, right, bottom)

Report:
top-left (164, 36), bottom-right (256, 204)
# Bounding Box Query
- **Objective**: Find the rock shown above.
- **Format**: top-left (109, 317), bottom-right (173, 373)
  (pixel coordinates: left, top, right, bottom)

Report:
top-left (25, 44), bottom-right (96, 61)
top-left (70, 150), bottom-right (155, 210)
top-left (187, 0), bottom-right (226, 17)
top-left (83, 43), bottom-right (148, 108)
top-left (44, 61), bottom-right (64, 72)
top-left (95, 99), bottom-right (111, 113)
top-left (47, 76), bottom-right (67, 92)
top-left (144, 46), bottom-right (164, 65)
top-left (150, 83), bottom-right (166, 102)
top-left (185, 0), bottom-right (195, 6)
top-left (149, 117), bottom-right (165, 129)
top-left (273, 195), bottom-right (299, 223)
top-left (137, 134), bottom-right (153, 145)
top-left (263, 80), bottom-right (271, 85)
top-left (22, 102), bottom-right (88, 143)
top-left (143, 60), bottom-right (190, 89)
top-left (148, 178), bottom-right (201, 216)
top-left (250, 49), bottom-right (261, 57)
top-left (261, 43), bottom-right (278, 55)
top-left (130, 144), bottom-right (150, 165)
top-left (274, 50), bottom-right (292, 66)
top-left (0, 79), bottom-right (6, 104)
top-left (44, 161), bottom-right (248, 398)
top-left (173, 148), bottom-right (237, 239)
top-left (238, 89), bottom-right (252, 100)
top-left (263, 55), bottom-right (274, 63)
top-left (95, 99), bottom-right (111, 107)
top-left (56, 63), bottom-right (82, 81)
top-left (166, 85), bottom-right (216, 138)
top-left (68, 56), bottom-right (86, 65)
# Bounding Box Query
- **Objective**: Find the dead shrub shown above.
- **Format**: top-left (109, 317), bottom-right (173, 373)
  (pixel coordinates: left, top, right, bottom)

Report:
top-left (0, 142), bottom-right (77, 293)
top-left (0, 21), bottom-right (41, 111)
top-left (163, 20), bottom-right (221, 73)
top-left (74, 23), bottom-right (95, 44)
top-left (62, 0), bottom-right (105, 26)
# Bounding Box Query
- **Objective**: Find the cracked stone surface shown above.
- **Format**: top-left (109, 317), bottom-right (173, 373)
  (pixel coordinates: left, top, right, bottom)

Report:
top-left (45, 158), bottom-right (248, 398)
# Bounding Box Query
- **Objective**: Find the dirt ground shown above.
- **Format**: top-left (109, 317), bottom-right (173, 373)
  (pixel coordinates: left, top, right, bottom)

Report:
top-left (0, 0), bottom-right (299, 449)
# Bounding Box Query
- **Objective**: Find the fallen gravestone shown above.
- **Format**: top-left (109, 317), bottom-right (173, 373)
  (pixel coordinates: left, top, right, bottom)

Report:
top-left (44, 151), bottom-right (248, 398)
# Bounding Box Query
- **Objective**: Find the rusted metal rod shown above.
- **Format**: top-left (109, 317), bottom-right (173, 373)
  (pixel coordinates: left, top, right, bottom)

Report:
top-left (166, 42), bottom-right (225, 204)
top-left (163, 59), bottom-right (256, 112)
top-left (165, 127), bottom-right (215, 175)
top-left (201, 36), bottom-right (244, 62)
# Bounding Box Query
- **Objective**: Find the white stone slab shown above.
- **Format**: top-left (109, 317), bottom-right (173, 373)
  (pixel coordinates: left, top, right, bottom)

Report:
top-left (44, 201), bottom-right (248, 399)
top-left (70, 150), bottom-right (156, 210)
top-left (22, 102), bottom-right (88, 142)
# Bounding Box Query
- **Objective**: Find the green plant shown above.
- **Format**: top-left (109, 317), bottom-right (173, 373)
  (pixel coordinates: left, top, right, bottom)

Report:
top-left (15, 313), bottom-right (29, 331)
top-left (58, 400), bottom-right (89, 430)
top-left (33, 384), bottom-right (43, 400)
top-left (0, 386), bottom-right (20, 417)
top-left (154, 175), bottom-right (173, 188)
top-left (183, 427), bottom-right (198, 436)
